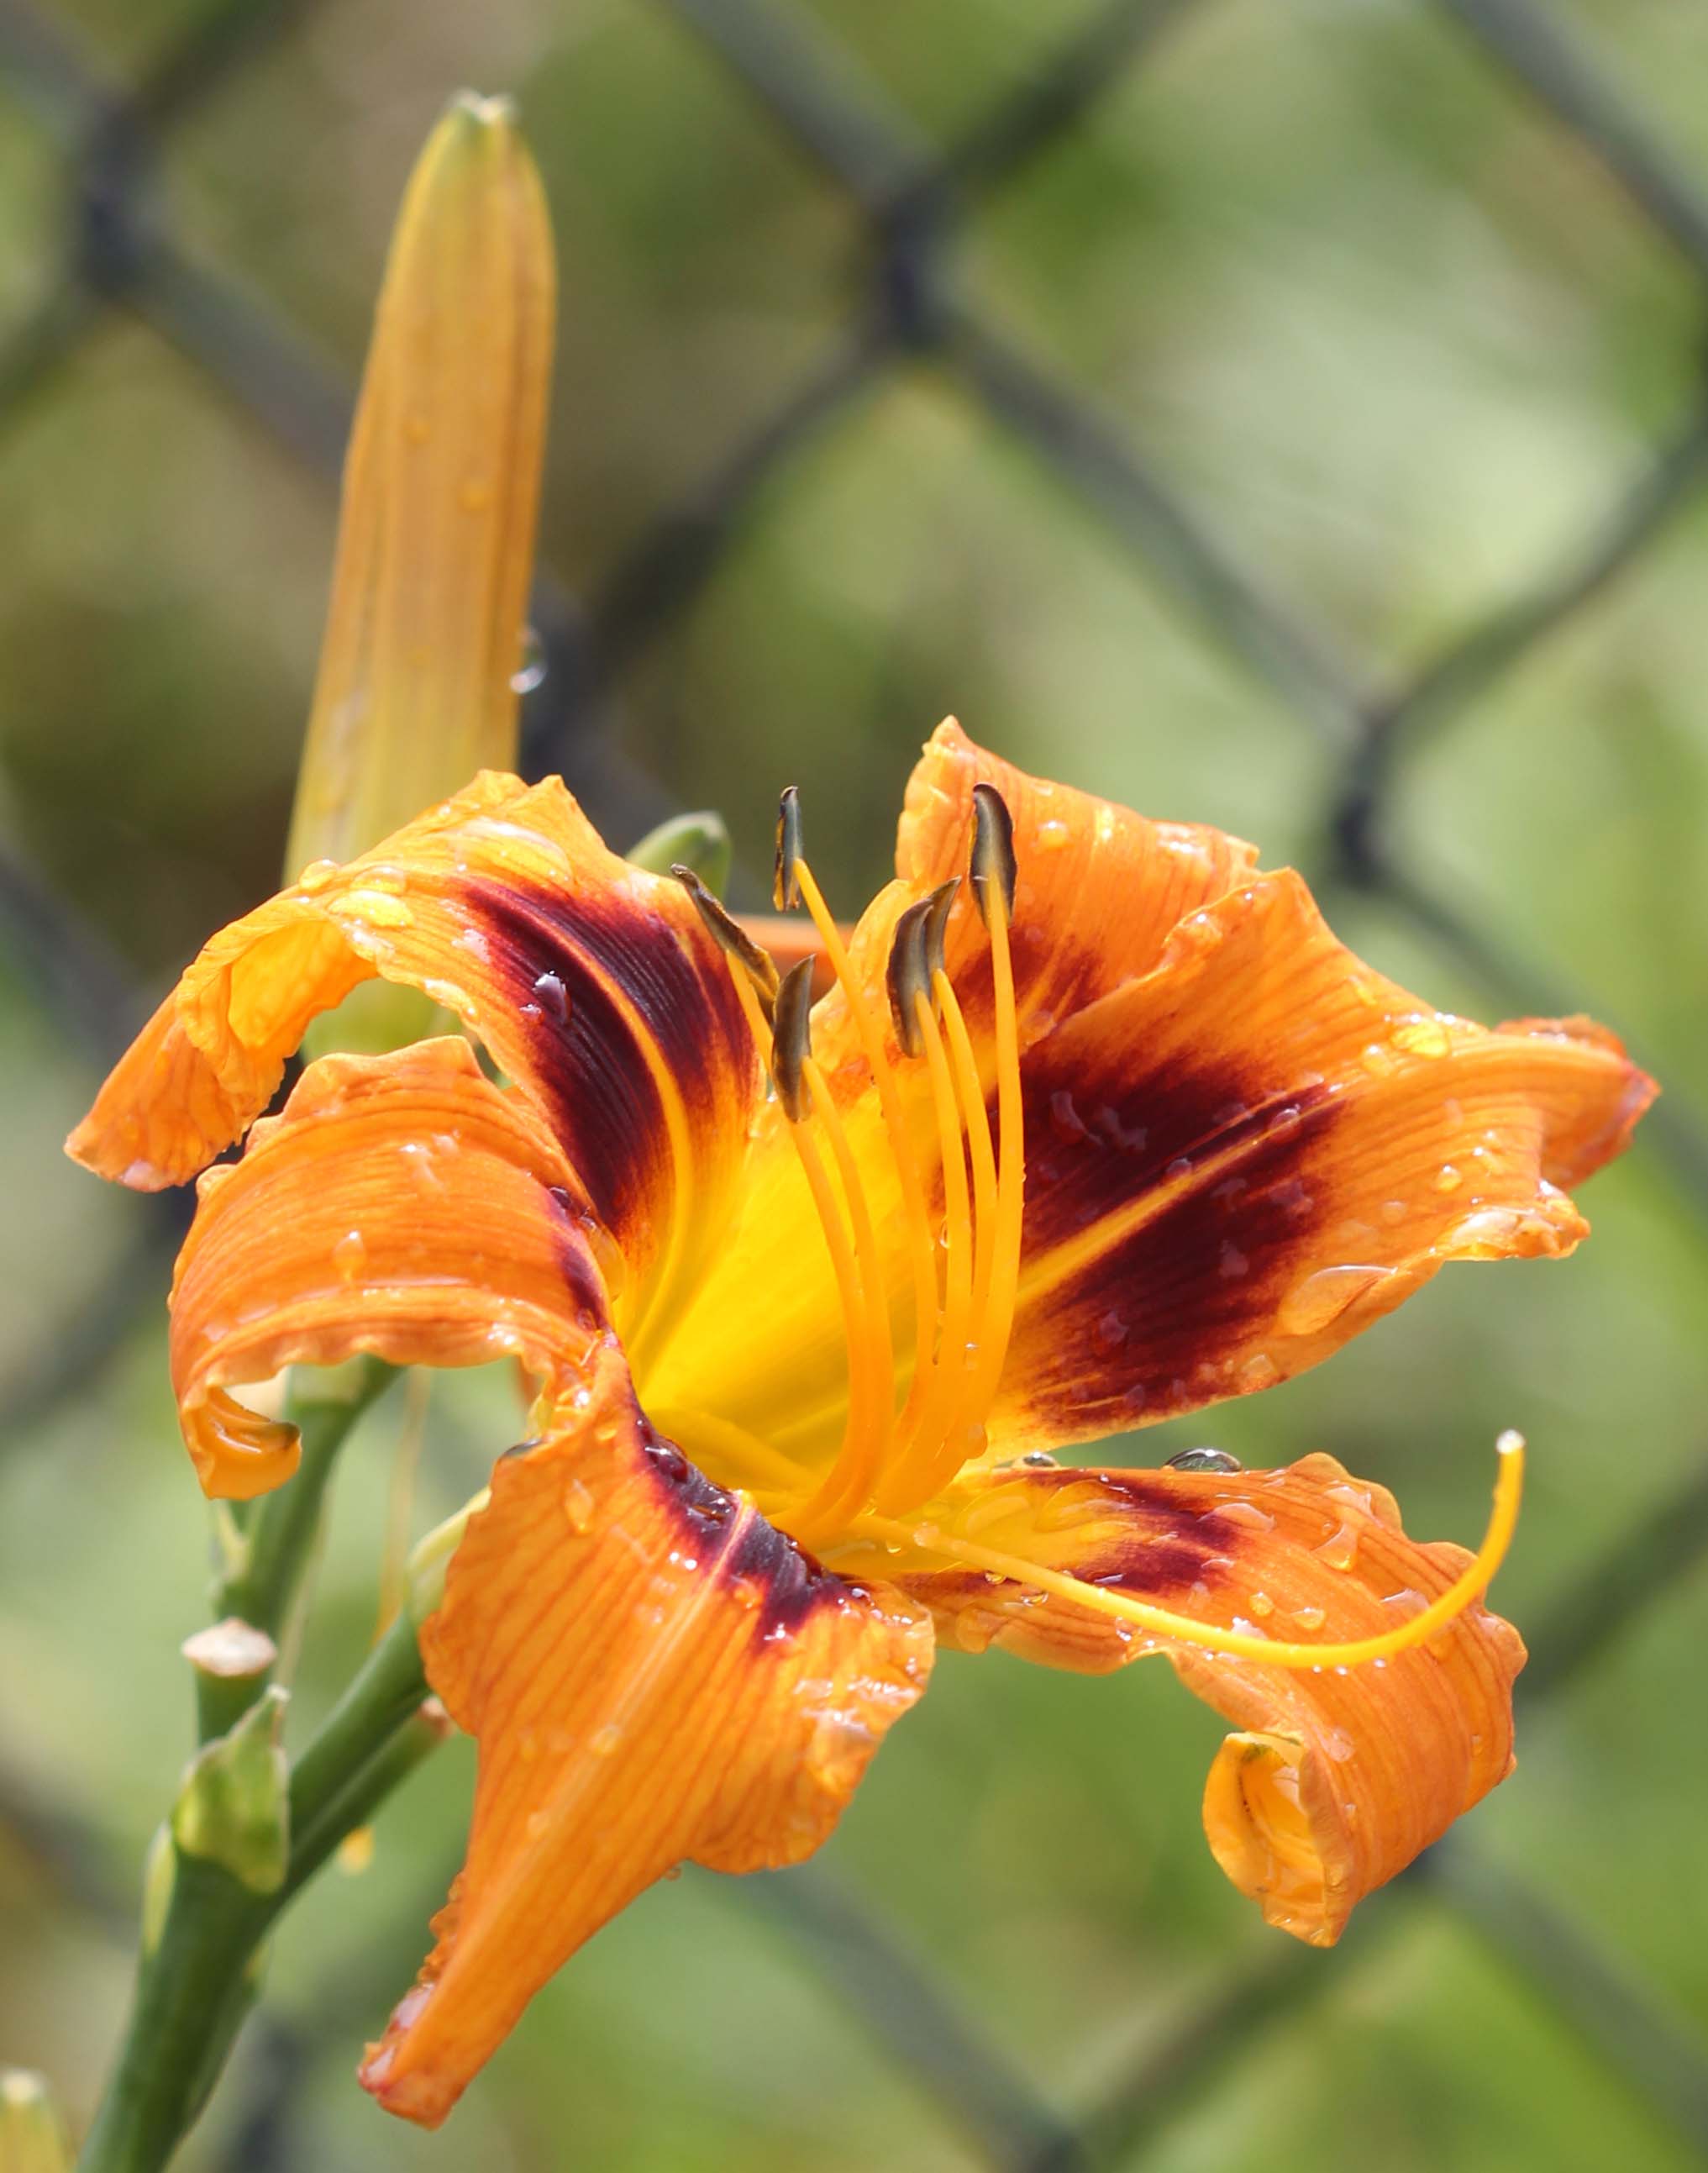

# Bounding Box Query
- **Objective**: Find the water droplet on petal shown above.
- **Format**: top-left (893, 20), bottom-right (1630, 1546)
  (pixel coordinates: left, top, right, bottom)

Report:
top-left (1314, 1521), bottom-right (1359, 1571)
top-left (511, 625), bottom-right (547, 695)
top-left (297, 858), bottom-right (339, 894)
top-left (1216, 1499), bottom-right (1276, 1533)
top-left (333, 1230), bottom-right (366, 1279)
top-left (1391, 1017), bottom-right (1452, 1060)
top-left (1034, 818), bottom-right (1070, 851)
top-left (532, 971), bottom-right (569, 1023)
top-left (1279, 1264), bottom-right (1396, 1337)
top-left (561, 1479), bottom-right (594, 1534)
top-left (1291, 1603), bottom-right (1326, 1631)
top-left (589, 1723), bottom-right (623, 1758)
top-left (1165, 1446), bottom-right (1243, 1474)
top-left (1433, 1163), bottom-right (1463, 1194)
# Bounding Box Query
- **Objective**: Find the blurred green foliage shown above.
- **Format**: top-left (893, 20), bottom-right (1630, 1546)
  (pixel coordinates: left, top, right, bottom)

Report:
top-left (3, 2), bottom-right (1707, 2169)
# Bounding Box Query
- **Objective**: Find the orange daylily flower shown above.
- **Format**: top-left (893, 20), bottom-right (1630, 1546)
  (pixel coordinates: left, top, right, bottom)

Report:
top-left (68, 721), bottom-right (1653, 2126)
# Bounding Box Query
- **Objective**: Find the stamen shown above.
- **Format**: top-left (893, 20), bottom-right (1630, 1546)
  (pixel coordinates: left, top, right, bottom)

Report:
top-left (970, 781), bottom-right (1017, 925)
top-left (672, 865), bottom-right (779, 1017)
top-left (875, 983), bottom-right (978, 1512)
top-left (964, 859), bottom-right (1023, 1428)
top-left (788, 1055), bottom-right (896, 1544)
top-left (774, 785), bottom-right (804, 910)
top-left (886, 897), bottom-right (936, 1060)
top-left (859, 1434), bottom-right (1525, 1672)
top-left (937, 968), bottom-right (996, 1326)
top-left (789, 852), bottom-right (940, 1454)
top-left (718, 951), bottom-right (890, 1541)
top-left (769, 958), bottom-right (816, 1123)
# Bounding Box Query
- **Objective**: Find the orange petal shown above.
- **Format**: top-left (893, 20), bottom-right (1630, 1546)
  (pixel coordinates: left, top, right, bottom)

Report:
top-left (987, 868), bottom-right (1653, 1450)
top-left (876, 1451), bottom-right (1523, 1944)
top-left (167, 1037), bottom-right (610, 1497)
top-left (360, 1344), bottom-right (933, 2126)
top-left (67, 772), bottom-right (759, 1355)
top-left (896, 717), bottom-right (1259, 1037)
top-left (284, 95), bottom-right (554, 876)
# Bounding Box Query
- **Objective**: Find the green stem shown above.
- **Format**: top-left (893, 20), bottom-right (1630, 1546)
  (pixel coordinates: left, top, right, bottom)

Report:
top-left (79, 1371), bottom-right (436, 2173)
top-left (76, 1857), bottom-right (270, 2173)
top-left (197, 1361), bottom-right (395, 1741)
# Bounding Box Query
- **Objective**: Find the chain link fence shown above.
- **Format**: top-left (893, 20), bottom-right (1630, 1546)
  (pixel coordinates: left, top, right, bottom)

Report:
top-left (3, 0), bottom-right (1707, 2166)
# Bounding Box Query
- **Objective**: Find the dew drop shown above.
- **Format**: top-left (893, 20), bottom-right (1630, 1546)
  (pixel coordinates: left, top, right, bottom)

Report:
top-left (1091, 1309), bottom-right (1127, 1355)
top-left (1432, 1163), bottom-right (1463, 1194)
top-left (532, 970), bottom-right (570, 1023)
top-left (1216, 1499), bottom-right (1276, 1533)
top-left (1314, 1521), bottom-right (1359, 1571)
top-left (1218, 1240), bottom-right (1249, 1281)
top-left (1391, 1017), bottom-right (1452, 1060)
top-left (1278, 1263), bottom-right (1395, 1337)
top-left (1165, 1446), bottom-right (1242, 1474)
top-left (1249, 1590), bottom-right (1274, 1618)
top-left (1291, 1603), bottom-right (1326, 1631)
top-left (333, 1230), bottom-right (366, 1280)
top-left (338, 889), bottom-right (415, 931)
top-left (589, 1723), bottom-right (623, 1758)
top-left (1034, 818), bottom-right (1070, 851)
top-left (561, 1478), bottom-right (594, 1534)
top-left (511, 625), bottom-right (547, 695)
top-left (296, 858), bottom-right (339, 894)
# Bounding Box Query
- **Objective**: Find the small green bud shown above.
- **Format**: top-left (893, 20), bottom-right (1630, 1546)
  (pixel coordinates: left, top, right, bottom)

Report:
top-left (406, 1488), bottom-right (491, 1625)
top-left (626, 809), bottom-right (732, 897)
top-left (171, 1686), bottom-right (291, 1894)
top-left (0, 2070), bottom-right (72, 2173)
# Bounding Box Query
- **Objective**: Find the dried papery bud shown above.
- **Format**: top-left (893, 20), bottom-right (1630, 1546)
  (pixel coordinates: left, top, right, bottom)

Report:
top-left (181, 1617), bottom-right (279, 1682)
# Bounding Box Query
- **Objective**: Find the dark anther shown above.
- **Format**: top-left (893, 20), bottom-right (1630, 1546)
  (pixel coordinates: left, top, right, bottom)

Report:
top-left (671, 865), bottom-right (780, 1017)
top-left (774, 785), bottom-right (803, 911)
top-left (922, 877), bottom-right (959, 981)
top-left (886, 896), bottom-right (938, 1058)
top-left (1164, 1446), bottom-right (1243, 1475)
top-left (970, 783), bottom-right (1017, 925)
top-left (770, 957), bottom-right (817, 1123)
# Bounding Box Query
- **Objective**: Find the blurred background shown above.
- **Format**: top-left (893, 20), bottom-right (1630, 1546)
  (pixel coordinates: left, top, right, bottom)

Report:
top-left (3, 0), bottom-right (1708, 2167)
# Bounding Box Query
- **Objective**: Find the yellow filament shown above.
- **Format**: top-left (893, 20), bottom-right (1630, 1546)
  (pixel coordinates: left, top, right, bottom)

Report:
top-left (965, 883), bottom-right (1023, 1424)
top-left (790, 1055), bottom-right (896, 1542)
top-left (793, 861), bottom-right (940, 1402)
top-left (937, 969), bottom-right (997, 1325)
top-left (856, 1435), bottom-right (1524, 1672)
top-left (875, 987), bottom-right (977, 1513)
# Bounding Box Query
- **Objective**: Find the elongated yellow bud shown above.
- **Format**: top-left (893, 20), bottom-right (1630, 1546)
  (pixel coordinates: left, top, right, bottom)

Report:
top-left (286, 92), bottom-right (554, 882)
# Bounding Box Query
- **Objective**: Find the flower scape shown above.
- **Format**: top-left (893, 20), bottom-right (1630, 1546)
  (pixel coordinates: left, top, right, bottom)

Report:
top-left (63, 95), bottom-right (1655, 2135)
